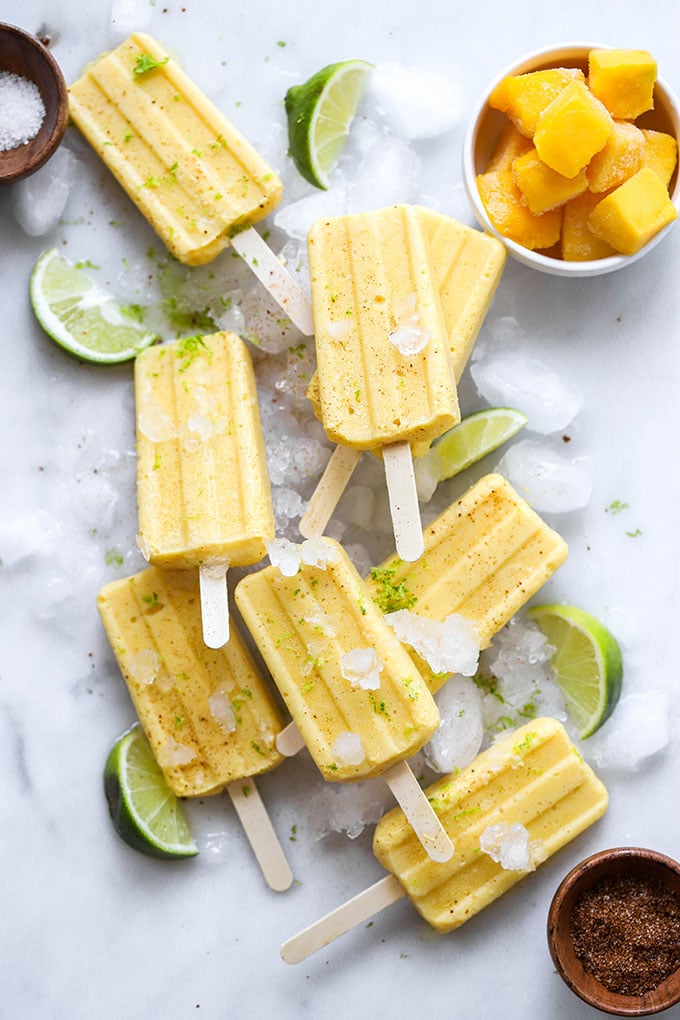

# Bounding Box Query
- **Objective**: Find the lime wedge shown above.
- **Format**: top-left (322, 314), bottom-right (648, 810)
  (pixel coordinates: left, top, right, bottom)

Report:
top-left (30, 248), bottom-right (159, 364)
top-left (528, 604), bottom-right (623, 739)
top-left (285, 59), bottom-right (374, 189)
top-left (103, 724), bottom-right (198, 859)
top-left (434, 407), bottom-right (528, 480)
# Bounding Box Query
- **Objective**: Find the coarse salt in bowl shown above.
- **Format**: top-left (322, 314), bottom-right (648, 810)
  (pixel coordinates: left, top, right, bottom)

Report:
top-left (462, 43), bottom-right (680, 277)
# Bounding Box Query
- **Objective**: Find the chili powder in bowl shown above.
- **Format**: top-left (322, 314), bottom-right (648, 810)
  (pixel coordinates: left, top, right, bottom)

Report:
top-left (548, 847), bottom-right (680, 1016)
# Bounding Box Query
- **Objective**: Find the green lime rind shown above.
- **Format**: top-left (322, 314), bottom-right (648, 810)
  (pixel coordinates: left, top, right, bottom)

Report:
top-left (285, 59), bottom-right (374, 189)
top-left (30, 248), bottom-right (160, 364)
top-left (103, 724), bottom-right (198, 860)
top-left (433, 406), bottom-right (528, 481)
top-left (528, 604), bottom-right (623, 739)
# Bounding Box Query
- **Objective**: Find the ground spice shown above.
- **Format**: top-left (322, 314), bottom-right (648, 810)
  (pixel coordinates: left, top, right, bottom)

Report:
top-left (571, 873), bottom-right (680, 996)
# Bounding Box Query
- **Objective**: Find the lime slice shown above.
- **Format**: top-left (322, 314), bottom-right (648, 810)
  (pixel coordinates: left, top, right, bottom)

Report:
top-left (285, 59), bottom-right (374, 189)
top-left (103, 724), bottom-right (198, 859)
top-left (528, 604), bottom-right (623, 739)
top-left (433, 407), bottom-right (528, 480)
top-left (30, 248), bottom-right (159, 364)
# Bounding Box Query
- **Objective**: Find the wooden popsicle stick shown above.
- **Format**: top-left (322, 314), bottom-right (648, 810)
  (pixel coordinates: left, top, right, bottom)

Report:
top-left (276, 721), bottom-right (306, 756)
top-left (299, 445), bottom-right (363, 539)
top-left (383, 760), bottom-right (454, 863)
top-left (382, 441), bottom-right (425, 562)
top-left (227, 777), bottom-right (294, 893)
top-left (199, 562), bottom-right (229, 649)
top-left (281, 874), bottom-right (404, 964)
top-left (231, 228), bottom-right (315, 336)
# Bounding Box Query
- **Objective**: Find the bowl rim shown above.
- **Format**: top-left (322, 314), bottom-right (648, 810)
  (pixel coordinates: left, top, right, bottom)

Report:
top-left (462, 42), bottom-right (680, 277)
top-left (547, 846), bottom-right (680, 1016)
top-left (0, 21), bottom-right (69, 185)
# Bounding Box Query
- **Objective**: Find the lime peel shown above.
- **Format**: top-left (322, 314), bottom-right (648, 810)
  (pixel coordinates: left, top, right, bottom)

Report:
top-left (528, 604), bottom-right (623, 739)
top-left (104, 724), bottom-right (198, 859)
top-left (285, 59), bottom-right (374, 189)
top-left (433, 406), bottom-right (528, 481)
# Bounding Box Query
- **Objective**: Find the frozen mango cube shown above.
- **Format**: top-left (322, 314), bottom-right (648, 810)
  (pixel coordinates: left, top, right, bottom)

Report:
top-left (477, 168), bottom-right (562, 250)
top-left (588, 167), bottom-right (678, 255)
top-left (562, 191), bottom-right (618, 261)
top-left (486, 121), bottom-right (533, 172)
top-left (588, 49), bottom-right (657, 119)
top-left (534, 80), bottom-right (614, 178)
top-left (587, 120), bottom-right (644, 193)
top-left (488, 67), bottom-right (585, 137)
top-left (640, 129), bottom-right (678, 188)
top-left (512, 147), bottom-right (588, 214)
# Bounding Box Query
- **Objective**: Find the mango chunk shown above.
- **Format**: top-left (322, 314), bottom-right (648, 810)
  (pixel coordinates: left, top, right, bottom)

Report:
top-left (488, 67), bottom-right (585, 137)
top-left (640, 129), bottom-right (678, 188)
top-left (562, 191), bottom-right (618, 261)
top-left (588, 49), bottom-right (657, 119)
top-left (587, 120), bottom-right (645, 193)
top-left (534, 80), bottom-right (614, 178)
top-left (477, 168), bottom-right (562, 249)
top-left (486, 121), bottom-right (533, 172)
top-left (512, 147), bottom-right (588, 214)
top-left (588, 167), bottom-right (678, 255)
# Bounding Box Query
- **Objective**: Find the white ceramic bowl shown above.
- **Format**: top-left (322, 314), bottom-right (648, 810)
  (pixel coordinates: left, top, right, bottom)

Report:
top-left (462, 43), bottom-right (680, 277)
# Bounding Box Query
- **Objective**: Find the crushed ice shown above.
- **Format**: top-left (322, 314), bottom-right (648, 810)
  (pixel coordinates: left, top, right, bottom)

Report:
top-left (479, 822), bottom-right (537, 871)
top-left (157, 735), bottom-right (196, 768)
top-left (266, 536), bottom-right (300, 577)
top-left (127, 649), bottom-right (161, 686)
top-left (424, 676), bottom-right (484, 774)
top-left (386, 610), bottom-right (480, 677)
top-left (299, 536), bottom-right (340, 569)
top-left (341, 648), bottom-right (384, 690)
top-left (331, 732), bottom-right (366, 766)
top-left (208, 688), bottom-right (237, 732)
top-left (388, 293), bottom-right (430, 355)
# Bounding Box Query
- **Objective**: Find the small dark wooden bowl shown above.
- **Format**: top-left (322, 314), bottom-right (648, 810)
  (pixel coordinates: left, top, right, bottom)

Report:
top-left (0, 22), bottom-right (68, 185)
top-left (548, 847), bottom-right (680, 1016)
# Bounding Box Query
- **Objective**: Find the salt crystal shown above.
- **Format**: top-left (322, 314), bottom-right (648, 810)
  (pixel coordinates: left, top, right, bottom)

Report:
top-left (414, 447), bottom-right (441, 502)
top-left (341, 648), bottom-right (384, 690)
top-left (127, 649), bottom-right (161, 686)
top-left (471, 351), bottom-right (582, 434)
top-left (585, 691), bottom-right (670, 772)
top-left (367, 62), bottom-right (462, 140)
top-left (331, 732), bottom-right (366, 766)
top-left (0, 71), bottom-right (45, 151)
top-left (388, 293), bottom-right (430, 355)
top-left (479, 822), bottom-right (536, 871)
top-left (208, 689), bottom-right (237, 732)
top-left (299, 536), bottom-right (340, 569)
top-left (157, 735), bottom-right (196, 768)
top-left (424, 677), bottom-right (484, 773)
top-left (347, 132), bottom-right (421, 212)
top-left (385, 610), bottom-right (480, 677)
top-left (266, 537), bottom-right (300, 576)
top-left (11, 147), bottom-right (77, 236)
top-left (303, 605), bottom-right (338, 637)
top-left (498, 439), bottom-right (593, 513)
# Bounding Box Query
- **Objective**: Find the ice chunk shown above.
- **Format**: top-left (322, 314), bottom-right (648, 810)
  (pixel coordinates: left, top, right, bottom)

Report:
top-left (480, 822), bottom-right (536, 871)
top-left (498, 439), bottom-right (593, 513)
top-left (424, 676), bottom-right (484, 773)
top-left (208, 688), bottom-right (237, 732)
top-left (341, 648), bottom-right (384, 690)
top-left (126, 649), bottom-right (161, 686)
top-left (273, 487), bottom-right (306, 525)
top-left (241, 284), bottom-right (306, 355)
top-left (0, 509), bottom-right (59, 567)
top-left (585, 691), bottom-right (670, 771)
top-left (274, 186), bottom-right (347, 241)
top-left (303, 605), bottom-right (338, 637)
top-left (308, 778), bottom-right (391, 840)
top-left (299, 536), bottom-right (340, 569)
top-left (367, 62), bottom-right (462, 140)
top-left (266, 537), bottom-right (300, 577)
top-left (110, 0), bottom-right (153, 34)
top-left (385, 610), bottom-right (480, 677)
top-left (11, 147), bottom-right (77, 236)
top-left (157, 736), bottom-right (196, 768)
top-left (388, 295), bottom-right (430, 355)
top-left (331, 732), bottom-right (366, 766)
top-left (347, 133), bottom-right (421, 212)
top-left (414, 447), bottom-right (441, 502)
top-left (471, 351), bottom-right (582, 434)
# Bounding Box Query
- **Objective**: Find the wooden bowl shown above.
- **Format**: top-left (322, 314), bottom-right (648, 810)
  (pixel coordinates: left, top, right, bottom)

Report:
top-left (0, 22), bottom-right (68, 185)
top-left (547, 847), bottom-right (680, 1015)
top-left (462, 43), bottom-right (680, 277)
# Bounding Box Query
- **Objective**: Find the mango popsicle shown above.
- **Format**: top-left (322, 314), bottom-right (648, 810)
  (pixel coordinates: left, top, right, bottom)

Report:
top-left (300, 208), bottom-right (506, 540)
top-left (135, 330), bottom-right (274, 648)
top-left (308, 204), bottom-right (460, 560)
top-left (281, 718), bottom-right (608, 961)
top-left (235, 537), bottom-right (453, 861)
top-left (69, 33), bottom-right (313, 333)
top-left (97, 566), bottom-right (293, 891)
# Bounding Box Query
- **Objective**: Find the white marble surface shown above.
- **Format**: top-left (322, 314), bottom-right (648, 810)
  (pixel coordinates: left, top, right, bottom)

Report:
top-left (1, 1), bottom-right (680, 1018)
